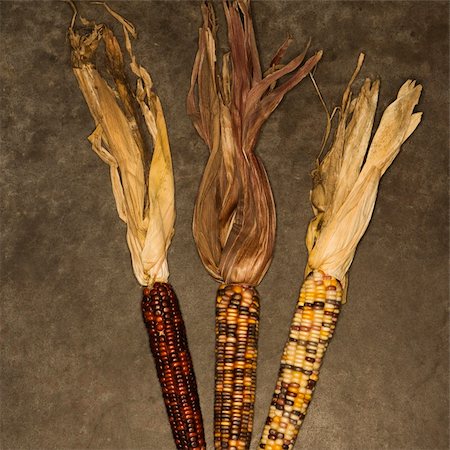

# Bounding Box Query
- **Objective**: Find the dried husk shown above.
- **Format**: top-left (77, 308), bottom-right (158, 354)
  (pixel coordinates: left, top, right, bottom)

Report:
top-left (188, 0), bottom-right (322, 286)
top-left (306, 54), bottom-right (422, 287)
top-left (69, 5), bottom-right (175, 286)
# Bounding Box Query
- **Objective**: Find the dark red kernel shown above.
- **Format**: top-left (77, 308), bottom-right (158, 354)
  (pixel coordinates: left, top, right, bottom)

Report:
top-left (141, 284), bottom-right (205, 448)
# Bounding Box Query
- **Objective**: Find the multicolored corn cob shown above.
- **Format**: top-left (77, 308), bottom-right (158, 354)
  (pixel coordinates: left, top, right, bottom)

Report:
top-left (142, 283), bottom-right (205, 449)
top-left (68, 4), bottom-right (205, 448)
top-left (260, 271), bottom-right (342, 449)
top-left (259, 54), bottom-right (422, 449)
top-left (215, 285), bottom-right (260, 449)
top-left (188, 2), bottom-right (322, 447)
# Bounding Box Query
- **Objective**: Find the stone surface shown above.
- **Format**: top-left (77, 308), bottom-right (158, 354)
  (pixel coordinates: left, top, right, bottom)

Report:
top-left (0, 1), bottom-right (448, 449)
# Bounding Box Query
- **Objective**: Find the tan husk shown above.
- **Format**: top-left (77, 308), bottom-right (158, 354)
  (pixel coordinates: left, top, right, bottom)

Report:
top-left (188, 0), bottom-right (322, 286)
top-left (306, 54), bottom-right (422, 287)
top-left (69, 4), bottom-right (175, 286)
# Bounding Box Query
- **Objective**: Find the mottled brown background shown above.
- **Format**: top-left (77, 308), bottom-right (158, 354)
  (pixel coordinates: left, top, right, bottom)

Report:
top-left (1, 1), bottom-right (448, 449)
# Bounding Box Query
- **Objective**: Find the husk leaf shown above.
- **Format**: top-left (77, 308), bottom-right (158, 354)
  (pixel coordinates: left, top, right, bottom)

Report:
top-left (188, 0), bottom-right (322, 286)
top-left (69, 4), bottom-right (174, 286)
top-left (306, 54), bottom-right (422, 286)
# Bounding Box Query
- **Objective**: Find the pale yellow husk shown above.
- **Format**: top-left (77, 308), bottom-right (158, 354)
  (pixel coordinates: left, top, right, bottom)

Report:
top-left (306, 54), bottom-right (422, 286)
top-left (69, 5), bottom-right (174, 286)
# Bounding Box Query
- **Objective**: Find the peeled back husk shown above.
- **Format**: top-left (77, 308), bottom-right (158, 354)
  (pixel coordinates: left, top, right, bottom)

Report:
top-left (188, 0), bottom-right (322, 286)
top-left (306, 54), bottom-right (422, 286)
top-left (69, 5), bottom-right (175, 286)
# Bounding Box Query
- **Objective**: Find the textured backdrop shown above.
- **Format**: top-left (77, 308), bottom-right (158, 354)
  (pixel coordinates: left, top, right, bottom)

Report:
top-left (1, 1), bottom-right (448, 449)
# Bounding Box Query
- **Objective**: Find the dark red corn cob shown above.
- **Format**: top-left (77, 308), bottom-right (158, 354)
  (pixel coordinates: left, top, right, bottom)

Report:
top-left (142, 282), bottom-right (206, 449)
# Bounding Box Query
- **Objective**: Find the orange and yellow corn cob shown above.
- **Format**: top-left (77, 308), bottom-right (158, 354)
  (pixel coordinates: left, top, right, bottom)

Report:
top-left (215, 285), bottom-right (260, 449)
top-left (259, 271), bottom-right (342, 449)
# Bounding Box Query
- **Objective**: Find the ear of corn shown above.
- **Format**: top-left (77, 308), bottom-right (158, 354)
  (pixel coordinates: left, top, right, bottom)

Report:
top-left (142, 283), bottom-right (205, 449)
top-left (259, 55), bottom-right (422, 449)
top-left (68, 5), bottom-right (205, 448)
top-left (188, 2), bottom-right (322, 448)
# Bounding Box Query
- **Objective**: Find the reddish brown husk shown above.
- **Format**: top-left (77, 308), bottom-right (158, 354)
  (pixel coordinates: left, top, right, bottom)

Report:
top-left (142, 283), bottom-right (205, 449)
top-left (188, 1), bottom-right (322, 287)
